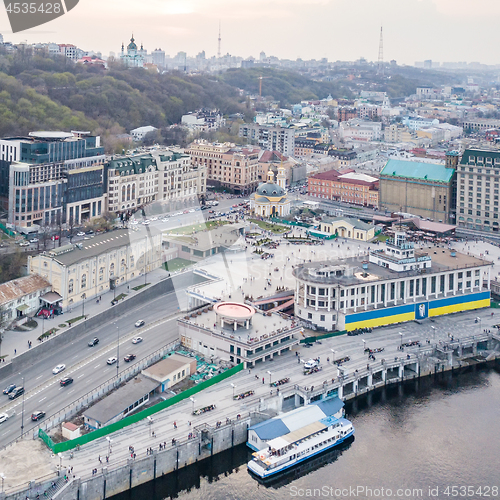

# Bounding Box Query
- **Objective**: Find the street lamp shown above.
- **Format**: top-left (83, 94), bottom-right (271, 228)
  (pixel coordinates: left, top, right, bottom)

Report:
top-left (81, 293), bottom-right (86, 318)
top-left (106, 437), bottom-right (112, 456)
top-left (58, 453), bottom-right (62, 470)
top-left (147, 416), bottom-right (154, 437)
top-left (230, 383), bottom-right (236, 399)
top-left (362, 339), bottom-right (366, 353)
top-left (190, 397), bottom-right (195, 414)
top-left (330, 348), bottom-right (336, 363)
top-left (431, 325), bottom-right (436, 340)
top-left (267, 370), bottom-right (272, 385)
top-left (19, 373), bottom-right (25, 438)
top-left (115, 325), bottom-right (120, 378)
top-left (399, 332), bottom-right (403, 348)
top-left (0, 473), bottom-right (4, 493)
top-left (476, 316), bottom-right (481, 333)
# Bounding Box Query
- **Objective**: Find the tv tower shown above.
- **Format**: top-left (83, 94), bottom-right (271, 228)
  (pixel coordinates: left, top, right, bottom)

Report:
top-left (377, 26), bottom-right (384, 75)
top-left (217, 21), bottom-right (221, 59)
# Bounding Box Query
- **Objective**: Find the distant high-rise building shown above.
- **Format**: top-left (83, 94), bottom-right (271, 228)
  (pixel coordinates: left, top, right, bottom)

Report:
top-left (152, 48), bottom-right (165, 68)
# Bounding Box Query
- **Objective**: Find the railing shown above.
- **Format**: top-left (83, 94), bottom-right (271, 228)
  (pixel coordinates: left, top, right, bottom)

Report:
top-left (39, 363), bottom-right (244, 454)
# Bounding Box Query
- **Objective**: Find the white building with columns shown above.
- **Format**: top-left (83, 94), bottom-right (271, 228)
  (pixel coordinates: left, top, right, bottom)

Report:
top-left (250, 165), bottom-right (291, 218)
top-left (293, 230), bottom-right (491, 332)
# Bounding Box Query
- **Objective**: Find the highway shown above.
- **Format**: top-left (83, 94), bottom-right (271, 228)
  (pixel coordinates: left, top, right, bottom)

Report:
top-left (0, 272), bottom-right (204, 448)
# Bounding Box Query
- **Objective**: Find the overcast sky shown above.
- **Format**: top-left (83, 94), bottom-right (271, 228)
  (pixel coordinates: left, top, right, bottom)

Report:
top-left (0, 0), bottom-right (497, 65)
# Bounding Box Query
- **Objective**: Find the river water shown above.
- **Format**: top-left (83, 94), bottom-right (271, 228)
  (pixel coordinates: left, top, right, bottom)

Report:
top-left (112, 364), bottom-right (500, 500)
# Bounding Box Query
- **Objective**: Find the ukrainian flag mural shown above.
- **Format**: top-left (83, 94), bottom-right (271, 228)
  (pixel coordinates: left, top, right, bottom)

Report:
top-left (344, 291), bottom-right (490, 331)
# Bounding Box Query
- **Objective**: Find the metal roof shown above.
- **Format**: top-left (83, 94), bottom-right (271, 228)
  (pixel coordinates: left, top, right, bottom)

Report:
top-left (381, 159), bottom-right (454, 183)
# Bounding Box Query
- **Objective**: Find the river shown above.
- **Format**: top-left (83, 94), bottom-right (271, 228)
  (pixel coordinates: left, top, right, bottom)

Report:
top-left (112, 363), bottom-right (500, 500)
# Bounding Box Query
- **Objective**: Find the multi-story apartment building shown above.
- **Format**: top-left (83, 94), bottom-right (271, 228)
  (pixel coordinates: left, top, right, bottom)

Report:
top-left (456, 147), bottom-right (500, 231)
top-left (308, 170), bottom-right (379, 207)
top-left (0, 131), bottom-right (105, 228)
top-left (384, 124), bottom-right (417, 143)
top-left (327, 149), bottom-right (357, 167)
top-left (186, 141), bottom-right (259, 195)
top-left (105, 148), bottom-right (205, 213)
top-left (294, 138), bottom-right (319, 157)
top-left (238, 124), bottom-right (295, 156)
top-left (462, 119), bottom-right (500, 133)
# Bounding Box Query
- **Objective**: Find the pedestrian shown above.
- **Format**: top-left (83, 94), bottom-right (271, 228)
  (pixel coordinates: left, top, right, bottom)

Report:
top-left (14, 349), bottom-right (16, 355)
top-left (262, 377), bottom-right (264, 384)
top-left (173, 421), bottom-right (177, 429)
top-left (98, 455), bottom-right (101, 463)
top-left (106, 456), bottom-right (109, 463)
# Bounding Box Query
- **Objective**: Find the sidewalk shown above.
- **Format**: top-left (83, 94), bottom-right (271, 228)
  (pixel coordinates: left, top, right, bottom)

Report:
top-left (2, 267), bottom-right (171, 365)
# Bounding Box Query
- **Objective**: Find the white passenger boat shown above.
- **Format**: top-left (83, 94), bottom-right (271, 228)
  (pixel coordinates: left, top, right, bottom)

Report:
top-left (247, 416), bottom-right (354, 479)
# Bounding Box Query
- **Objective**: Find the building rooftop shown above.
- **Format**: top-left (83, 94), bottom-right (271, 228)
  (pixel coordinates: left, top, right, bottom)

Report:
top-left (142, 353), bottom-right (195, 383)
top-left (84, 376), bottom-right (158, 425)
top-left (381, 158), bottom-right (455, 183)
top-left (292, 248), bottom-right (490, 286)
top-left (322, 216), bottom-right (375, 231)
top-left (0, 275), bottom-right (51, 307)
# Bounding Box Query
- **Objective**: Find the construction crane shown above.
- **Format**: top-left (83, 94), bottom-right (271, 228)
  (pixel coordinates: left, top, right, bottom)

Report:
top-left (258, 75), bottom-right (271, 98)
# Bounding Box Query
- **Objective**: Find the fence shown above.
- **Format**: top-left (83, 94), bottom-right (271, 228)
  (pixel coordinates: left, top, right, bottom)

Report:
top-left (0, 221), bottom-right (15, 237)
top-left (300, 330), bottom-right (347, 343)
top-left (270, 217), bottom-right (311, 228)
top-left (40, 362), bottom-right (244, 454)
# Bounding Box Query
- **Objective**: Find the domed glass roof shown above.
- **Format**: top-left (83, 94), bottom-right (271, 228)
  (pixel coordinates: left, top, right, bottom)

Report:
top-left (256, 183), bottom-right (285, 196)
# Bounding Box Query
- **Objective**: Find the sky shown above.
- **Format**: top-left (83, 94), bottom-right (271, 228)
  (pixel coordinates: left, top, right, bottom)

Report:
top-left (0, 0), bottom-right (497, 65)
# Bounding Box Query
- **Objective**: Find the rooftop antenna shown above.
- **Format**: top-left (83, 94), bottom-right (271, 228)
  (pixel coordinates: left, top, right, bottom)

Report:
top-left (217, 21), bottom-right (221, 60)
top-left (377, 26), bottom-right (384, 76)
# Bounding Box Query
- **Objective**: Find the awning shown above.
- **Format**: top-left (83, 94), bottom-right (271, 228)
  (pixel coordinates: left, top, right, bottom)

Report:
top-left (40, 292), bottom-right (62, 305)
top-left (16, 304), bottom-right (29, 312)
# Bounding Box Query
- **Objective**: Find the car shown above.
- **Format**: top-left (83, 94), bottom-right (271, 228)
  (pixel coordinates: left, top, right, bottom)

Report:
top-left (60, 377), bottom-right (73, 387)
top-left (29, 238), bottom-right (38, 243)
top-left (76, 231), bottom-right (85, 236)
top-left (232, 204), bottom-right (238, 208)
top-left (0, 413), bottom-right (8, 424)
top-left (107, 357), bottom-right (117, 365)
top-left (183, 210), bottom-right (189, 214)
top-left (19, 241), bottom-right (30, 247)
top-left (188, 208), bottom-right (195, 212)
top-left (9, 387), bottom-right (24, 399)
top-left (85, 230), bottom-right (94, 235)
top-left (201, 206), bottom-right (208, 210)
top-left (150, 216), bottom-right (158, 221)
top-left (51, 235), bottom-right (60, 241)
top-left (134, 320), bottom-right (145, 328)
top-left (88, 337), bottom-right (99, 347)
top-left (3, 383), bottom-right (16, 395)
top-left (209, 210), bottom-right (215, 214)
top-left (124, 354), bottom-right (136, 362)
top-left (142, 220), bottom-right (151, 225)
top-left (52, 364), bottom-right (66, 375)
top-left (303, 358), bottom-right (320, 369)
top-left (130, 220), bottom-right (138, 225)
top-left (132, 337), bottom-right (143, 344)
top-left (31, 411), bottom-right (45, 421)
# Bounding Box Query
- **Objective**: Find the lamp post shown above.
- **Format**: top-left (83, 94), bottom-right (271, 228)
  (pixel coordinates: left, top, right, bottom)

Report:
top-left (330, 348), bottom-right (336, 363)
top-left (58, 453), bottom-right (62, 471)
top-left (230, 383), bottom-right (236, 399)
top-left (115, 325), bottom-right (120, 378)
top-left (267, 370), bottom-right (272, 385)
top-left (0, 473), bottom-right (4, 493)
top-left (106, 437), bottom-right (112, 456)
top-left (147, 416), bottom-right (153, 437)
top-left (362, 339), bottom-right (366, 353)
top-left (399, 332), bottom-right (403, 348)
top-left (20, 373), bottom-right (25, 438)
top-left (476, 316), bottom-right (481, 334)
top-left (81, 294), bottom-right (86, 319)
top-left (431, 325), bottom-right (436, 340)
top-left (190, 397), bottom-right (195, 414)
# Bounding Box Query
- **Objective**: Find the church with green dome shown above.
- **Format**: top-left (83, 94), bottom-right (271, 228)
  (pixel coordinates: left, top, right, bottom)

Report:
top-left (250, 165), bottom-right (291, 218)
top-left (120, 35), bottom-right (146, 67)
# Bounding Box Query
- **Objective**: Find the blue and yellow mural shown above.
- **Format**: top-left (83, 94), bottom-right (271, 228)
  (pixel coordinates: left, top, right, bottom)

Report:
top-left (344, 291), bottom-right (490, 331)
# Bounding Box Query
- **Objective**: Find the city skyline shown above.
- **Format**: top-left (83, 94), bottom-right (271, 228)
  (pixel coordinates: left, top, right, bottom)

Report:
top-left (0, 0), bottom-right (497, 66)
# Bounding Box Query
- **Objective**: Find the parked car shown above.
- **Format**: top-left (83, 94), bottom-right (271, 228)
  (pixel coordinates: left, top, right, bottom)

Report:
top-left (9, 387), bottom-right (24, 399)
top-left (31, 411), bottom-right (45, 421)
top-left (60, 377), bottom-right (73, 386)
top-left (76, 231), bottom-right (85, 236)
top-left (3, 383), bottom-right (16, 395)
top-left (132, 337), bottom-right (143, 344)
top-left (19, 241), bottom-right (30, 247)
top-left (124, 354), bottom-right (136, 362)
top-left (29, 238), bottom-right (38, 243)
top-left (52, 364), bottom-right (66, 375)
top-left (134, 320), bottom-right (145, 328)
top-left (107, 357), bottom-right (117, 365)
top-left (0, 413), bottom-right (8, 424)
top-left (88, 337), bottom-right (99, 347)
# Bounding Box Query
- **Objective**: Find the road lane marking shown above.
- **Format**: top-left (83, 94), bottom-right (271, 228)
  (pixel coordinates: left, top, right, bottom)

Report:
top-left (39, 397), bottom-right (46, 402)
top-left (77, 374), bottom-right (85, 379)
top-left (36, 375), bottom-right (43, 380)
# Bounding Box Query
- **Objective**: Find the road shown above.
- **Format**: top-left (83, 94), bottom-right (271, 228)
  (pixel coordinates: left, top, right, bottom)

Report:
top-left (0, 272), bottom-right (205, 448)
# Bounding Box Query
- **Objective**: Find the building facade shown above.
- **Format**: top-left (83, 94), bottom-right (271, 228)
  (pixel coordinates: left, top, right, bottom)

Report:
top-left (0, 131), bottom-right (105, 228)
top-left (308, 170), bottom-right (379, 207)
top-left (456, 147), bottom-right (500, 231)
top-left (293, 230), bottom-right (491, 332)
top-left (250, 168), bottom-right (291, 218)
top-left (319, 217), bottom-right (376, 241)
top-left (379, 155), bottom-right (457, 223)
top-left (238, 124), bottom-right (295, 156)
top-left (120, 35), bottom-right (146, 68)
top-left (186, 141), bottom-right (259, 195)
top-left (28, 228), bottom-right (162, 310)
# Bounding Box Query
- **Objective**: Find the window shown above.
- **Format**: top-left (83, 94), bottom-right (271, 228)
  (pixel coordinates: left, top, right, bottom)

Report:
top-left (320, 315), bottom-right (325, 321)
top-left (68, 279), bottom-right (74, 294)
top-left (81, 274), bottom-right (87, 289)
